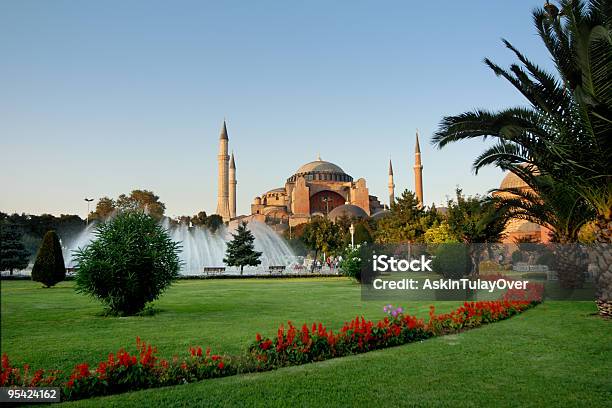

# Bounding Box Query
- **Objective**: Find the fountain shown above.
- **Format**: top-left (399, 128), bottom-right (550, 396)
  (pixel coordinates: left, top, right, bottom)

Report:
top-left (63, 218), bottom-right (296, 275)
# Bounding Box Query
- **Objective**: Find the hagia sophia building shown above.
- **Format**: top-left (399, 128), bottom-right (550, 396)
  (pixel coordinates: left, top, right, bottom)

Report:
top-left (214, 120), bottom-right (547, 243)
top-left (214, 120), bottom-right (424, 228)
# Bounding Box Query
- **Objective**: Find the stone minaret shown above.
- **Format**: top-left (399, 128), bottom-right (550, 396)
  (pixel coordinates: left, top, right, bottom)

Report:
top-left (388, 159), bottom-right (395, 207)
top-left (216, 120), bottom-right (231, 222)
top-left (414, 130), bottom-right (424, 208)
top-left (229, 152), bottom-right (236, 219)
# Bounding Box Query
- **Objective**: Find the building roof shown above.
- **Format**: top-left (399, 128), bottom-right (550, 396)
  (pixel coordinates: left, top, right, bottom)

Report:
top-left (499, 171), bottom-right (529, 190)
top-left (328, 204), bottom-right (368, 221)
top-left (265, 187), bottom-right (286, 195)
top-left (296, 158), bottom-right (346, 175)
top-left (371, 209), bottom-right (391, 220)
top-left (287, 156), bottom-right (353, 183)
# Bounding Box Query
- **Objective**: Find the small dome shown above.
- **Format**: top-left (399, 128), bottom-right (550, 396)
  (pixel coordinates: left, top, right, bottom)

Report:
top-left (500, 172), bottom-right (529, 190)
top-left (265, 188), bottom-right (286, 195)
top-left (371, 209), bottom-right (391, 220)
top-left (499, 164), bottom-right (538, 190)
top-left (516, 220), bottom-right (541, 233)
top-left (328, 204), bottom-right (368, 221)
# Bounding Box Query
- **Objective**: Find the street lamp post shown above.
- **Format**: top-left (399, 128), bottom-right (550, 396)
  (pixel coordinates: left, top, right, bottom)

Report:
top-left (84, 198), bottom-right (94, 226)
top-left (349, 223), bottom-right (355, 248)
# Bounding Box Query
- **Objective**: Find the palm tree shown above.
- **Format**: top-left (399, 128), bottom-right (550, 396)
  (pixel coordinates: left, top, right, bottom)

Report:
top-left (493, 171), bottom-right (594, 288)
top-left (432, 0), bottom-right (611, 316)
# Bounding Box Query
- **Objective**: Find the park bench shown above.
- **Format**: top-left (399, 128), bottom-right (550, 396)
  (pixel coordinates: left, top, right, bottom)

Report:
top-left (203, 267), bottom-right (226, 276)
top-left (268, 265), bottom-right (286, 275)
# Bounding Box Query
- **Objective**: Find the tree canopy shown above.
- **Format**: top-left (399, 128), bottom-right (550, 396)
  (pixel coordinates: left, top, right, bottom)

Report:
top-left (0, 221), bottom-right (30, 274)
top-left (90, 190), bottom-right (166, 221)
top-left (375, 190), bottom-right (440, 244)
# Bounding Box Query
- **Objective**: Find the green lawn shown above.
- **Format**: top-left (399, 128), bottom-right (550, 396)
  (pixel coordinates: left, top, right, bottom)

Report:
top-left (1, 278), bottom-right (457, 373)
top-left (1, 279), bottom-right (611, 407)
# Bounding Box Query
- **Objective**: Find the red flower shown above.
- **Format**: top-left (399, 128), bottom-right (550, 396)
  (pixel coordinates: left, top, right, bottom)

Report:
top-left (218, 362), bottom-right (224, 370)
top-left (1, 354), bottom-right (9, 370)
top-left (96, 362), bottom-right (108, 376)
top-left (301, 324), bottom-right (310, 344)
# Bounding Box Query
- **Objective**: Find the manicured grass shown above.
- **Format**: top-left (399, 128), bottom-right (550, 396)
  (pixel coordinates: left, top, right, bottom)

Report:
top-left (1, 278), bottom-right (458, 374)
top-left (64, 302), bottom-right (611, 407)
top-left (1, 279), bottom-right (610, 407)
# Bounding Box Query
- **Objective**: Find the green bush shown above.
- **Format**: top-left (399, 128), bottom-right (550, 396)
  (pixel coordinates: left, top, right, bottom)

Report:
top-left (511, 250), bottom-right (523, 264)
top-left (74, 212), bottom-right (181, 316)
top-left (536, 250), bottom-right (555, 267)
top-left (31, 230), bottom-right (66, 287)
top-left (340, 245), bottom-right (363, 282)
top-left (431, 243), bottom-right (469, 279)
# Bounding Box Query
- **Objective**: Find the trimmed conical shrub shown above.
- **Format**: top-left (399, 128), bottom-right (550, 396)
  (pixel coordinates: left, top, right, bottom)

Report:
top-left (31, 230), bottom-right (66, 287)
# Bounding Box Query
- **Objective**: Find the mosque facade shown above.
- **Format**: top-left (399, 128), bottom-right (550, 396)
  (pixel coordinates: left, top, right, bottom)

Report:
top-left (215, 121), bottom-right (425, 227)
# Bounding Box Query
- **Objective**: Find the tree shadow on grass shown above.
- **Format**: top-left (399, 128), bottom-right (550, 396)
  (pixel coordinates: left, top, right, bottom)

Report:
top-left (94, 305), bottom-right (166, 318)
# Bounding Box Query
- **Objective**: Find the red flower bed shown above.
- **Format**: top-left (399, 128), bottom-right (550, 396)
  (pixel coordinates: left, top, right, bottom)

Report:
top-left (0, 299), bottom-right (539, 401)
top-left (250, 300), bottom-right (537, 368)
top-left (1, 338), bottom-right (230, 401)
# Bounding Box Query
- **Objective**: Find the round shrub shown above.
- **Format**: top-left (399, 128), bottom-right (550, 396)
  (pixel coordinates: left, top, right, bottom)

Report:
top-left (511, 250), bottom-right (523, 264)
top-left (74, 212), bottom-right (181, 315)
top-left (431, 243), bottom-right (470, 279)
top-left (31, 230), bottom-right (66, 287)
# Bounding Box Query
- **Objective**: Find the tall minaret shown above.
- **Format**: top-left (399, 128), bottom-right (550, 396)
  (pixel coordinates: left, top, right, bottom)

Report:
top-left (414, 130), bottom-right (424, 208)
top-left (229, 152), bottom-right (237, 219)
top-left (388, 159), bottom-right (395, 207)
top-left (216, 120), bottom-right (231, 222)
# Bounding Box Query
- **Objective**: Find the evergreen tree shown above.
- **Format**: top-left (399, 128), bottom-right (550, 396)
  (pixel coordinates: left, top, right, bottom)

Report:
top-left (0, 222), bottom-right (30, 275)
top-left (31, 230), bottom-right (66, 287)
top-left (375, 190), bottom-right (440, 243)
top-left (223, 221), bottom-right (262, 274)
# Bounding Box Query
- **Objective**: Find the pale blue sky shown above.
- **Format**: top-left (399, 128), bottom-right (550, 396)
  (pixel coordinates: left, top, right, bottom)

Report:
top-left (0, 1), bottom-right (552, 218)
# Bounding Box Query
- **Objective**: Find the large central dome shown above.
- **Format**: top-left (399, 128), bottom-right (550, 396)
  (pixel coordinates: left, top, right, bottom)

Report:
top-left (296, 160), bottom-right (345, 174)
top-left (287, 156), bottom-right (352, 183)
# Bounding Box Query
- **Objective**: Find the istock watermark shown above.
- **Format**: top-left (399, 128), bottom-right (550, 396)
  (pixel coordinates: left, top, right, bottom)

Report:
top-left (372, 254), bottom-right (432, 272)
top-left (357, 243), bottom-right (601, 301)
top-left (371, 277), bottom-right (530, 292)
